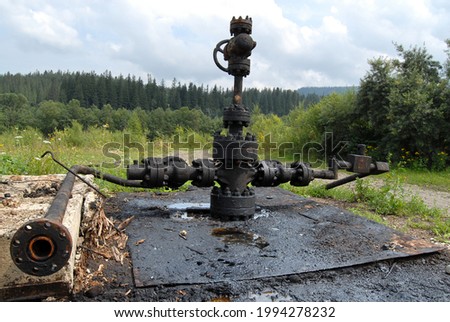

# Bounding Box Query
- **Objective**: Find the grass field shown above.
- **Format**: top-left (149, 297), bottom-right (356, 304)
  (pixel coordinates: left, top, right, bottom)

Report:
top-left (393, 167), bottom-right (450, 191)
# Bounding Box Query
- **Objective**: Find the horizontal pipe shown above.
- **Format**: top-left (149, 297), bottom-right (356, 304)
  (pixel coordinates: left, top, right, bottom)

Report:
top-left (312, 169), bottom-right (337, 180)
top-left (74, 165), bottom-right (145, 188)
top-left (325, 173), bottom-right (370, 190)
top-left (10, 164), bottom-right (144, 276)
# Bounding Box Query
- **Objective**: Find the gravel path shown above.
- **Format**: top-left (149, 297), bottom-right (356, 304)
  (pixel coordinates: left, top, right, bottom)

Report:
top-left (402, 183), bottom-right (449, 213)
top-left (317, 173), bottom-right (449, 214)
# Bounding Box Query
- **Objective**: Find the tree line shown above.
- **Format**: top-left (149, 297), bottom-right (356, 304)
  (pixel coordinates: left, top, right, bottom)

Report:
top-left (0, 71), bottom-right (316, 117)
top-left (0, 95), bottom-right (221, 139)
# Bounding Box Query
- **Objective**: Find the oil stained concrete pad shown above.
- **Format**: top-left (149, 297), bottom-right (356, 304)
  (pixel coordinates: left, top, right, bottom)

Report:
top-left (0, 174), bottom-right (97, 300)
top-left (120, 187), bottom-right (445, 287)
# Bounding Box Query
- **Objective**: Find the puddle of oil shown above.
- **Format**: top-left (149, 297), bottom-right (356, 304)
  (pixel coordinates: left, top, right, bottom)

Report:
top-left (211, 227), bottom-right (269, 249)
top-left (168, 203), bottom-right (210, 211)
top-left (169, 203), bottom-right (210, 220)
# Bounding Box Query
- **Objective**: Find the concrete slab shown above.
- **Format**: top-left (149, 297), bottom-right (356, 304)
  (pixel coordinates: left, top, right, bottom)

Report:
top-left (0, 174), bottom-right (97, 301)
top-left (118, 187), bottom-right (444, 287)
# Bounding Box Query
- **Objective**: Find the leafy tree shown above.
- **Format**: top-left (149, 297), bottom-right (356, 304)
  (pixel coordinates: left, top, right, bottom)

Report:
top-left (316, 91), bottom-right (358, 154)
top-left (387, 47), bottom-right (445, 166)
top-left (64, 120), bottom-right (85, 147)
top-left (355, 57), bottom-right (394, 155)
top-left (34, 100), bottom-right (70, 136)
top-left (99, 104), bottom-right (114, 127)
top-left (126, 109), bottom-right (145, 138)
top-left (285, 102), bottom-right (322, 160)
top-left (0, 110), bottom-right (6, 133)
top-left (355, 42), bottom-right (449, 169)
top-left (0, 93), bottom-right (30, 129)
top-left (111, 107), bottom-right (130, 131)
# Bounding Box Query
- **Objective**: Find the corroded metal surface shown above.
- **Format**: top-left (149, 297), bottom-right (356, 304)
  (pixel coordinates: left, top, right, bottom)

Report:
top-left (119, 187), bottom-right (443, 287)
top-left (124, 16), bottom-right (390, 220)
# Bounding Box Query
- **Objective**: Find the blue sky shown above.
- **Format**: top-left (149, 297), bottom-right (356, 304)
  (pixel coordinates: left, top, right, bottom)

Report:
top-left (0, 0), bottom-right (448, 89)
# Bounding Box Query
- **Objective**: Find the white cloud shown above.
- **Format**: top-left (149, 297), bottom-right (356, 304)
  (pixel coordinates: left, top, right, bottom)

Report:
top-left (322, 16), bottom-right (347, 35)
top-left (0, 0), bottom-right (448, 89)
top-left (15, 9), bottom-right (81, 49)
top-left (0, 0), bottom-right (81, 50)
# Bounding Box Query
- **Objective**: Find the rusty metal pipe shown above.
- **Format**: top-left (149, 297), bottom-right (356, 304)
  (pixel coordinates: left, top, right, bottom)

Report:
top-left (324, 173), bottom-right (370, 190)
top-left (75, 165), bottom-right (145, 188)
top-left (28, 235), bottom-right (55, 262)
top-left (10, 162), bottom-right (145, 276)
top-left (324, 161), bottom-right (389, 189)
top-left (10, 168), bottom-right (78, 276)
top-left (233, 76), bottom-right (243, 105)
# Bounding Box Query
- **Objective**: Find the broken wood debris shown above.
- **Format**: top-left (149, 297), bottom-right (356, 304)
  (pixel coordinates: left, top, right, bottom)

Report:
top-left (73, 201), bottom-right (132, 295)
top-left (135, 239), bottom-right (145, 246)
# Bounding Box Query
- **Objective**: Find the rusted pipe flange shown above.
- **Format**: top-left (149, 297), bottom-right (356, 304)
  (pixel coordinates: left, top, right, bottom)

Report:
top-left (210, 186), bottom-right (256, 220)
top-left (10, 218), bottom-right (72, 276)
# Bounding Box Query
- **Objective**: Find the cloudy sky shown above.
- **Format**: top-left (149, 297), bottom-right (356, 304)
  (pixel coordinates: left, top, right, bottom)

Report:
top-left (0, 0), bottom-right (448, 90)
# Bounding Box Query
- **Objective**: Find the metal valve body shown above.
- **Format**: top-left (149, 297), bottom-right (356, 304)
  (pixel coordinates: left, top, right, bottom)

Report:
top-left (127, 16), bottom-right (389, 220)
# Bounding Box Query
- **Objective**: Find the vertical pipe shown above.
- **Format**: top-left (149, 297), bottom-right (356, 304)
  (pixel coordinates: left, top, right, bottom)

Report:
top-left (233, 76), bottom-right (243, 105)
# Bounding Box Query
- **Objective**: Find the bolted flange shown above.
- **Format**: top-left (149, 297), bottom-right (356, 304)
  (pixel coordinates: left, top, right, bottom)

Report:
top-left (10, 218), bottom-right (72, 276)
top-left (210, 186), bottom-right (256, 221)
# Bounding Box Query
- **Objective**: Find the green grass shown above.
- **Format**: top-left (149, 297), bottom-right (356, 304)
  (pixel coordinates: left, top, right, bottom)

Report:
top-left (392, 167), bottom-right (450, 191)
top-left (281, 181), bottom-right (355, 202)
top-left (348, 207), bottom-right (386, 225)
top-left (0, 127), bottom-right (192, 195)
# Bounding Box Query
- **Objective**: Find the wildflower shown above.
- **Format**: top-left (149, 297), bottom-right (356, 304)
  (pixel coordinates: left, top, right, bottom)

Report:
top-left (43, 140), bottom-right (51, 144)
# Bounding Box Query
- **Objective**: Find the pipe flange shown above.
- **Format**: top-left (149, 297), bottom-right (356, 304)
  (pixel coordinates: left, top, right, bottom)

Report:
top-left (252, 160), bottom-right (283, 187)
top-left (290, 162), bottom-right (313, 186)
top-left (230, 16), bottom-right (253, 35)
top-left (223, 105), bottom-right (251, 127)
top-left (10, 218), bottom-right (72, 276)
top-left (210, 188), bottom-right (255, 220)
top-left (191, 159), bottom-right (216, 187)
